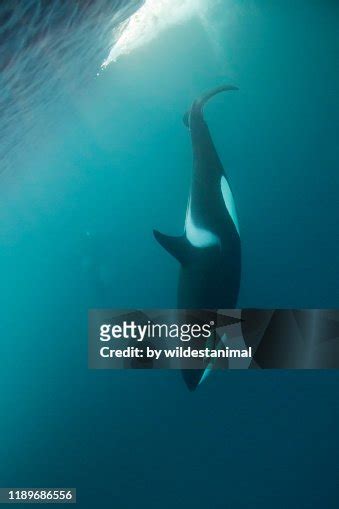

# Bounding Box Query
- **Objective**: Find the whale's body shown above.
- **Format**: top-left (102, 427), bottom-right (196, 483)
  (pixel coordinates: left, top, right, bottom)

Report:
top-left (154, 85), bottom-right (241, 389)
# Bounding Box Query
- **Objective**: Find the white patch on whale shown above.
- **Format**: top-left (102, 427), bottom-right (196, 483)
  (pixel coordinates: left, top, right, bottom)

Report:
top-left (185, 197), bottom-right (220, 248)
top-left (221, 176), bottom-right (240, 235)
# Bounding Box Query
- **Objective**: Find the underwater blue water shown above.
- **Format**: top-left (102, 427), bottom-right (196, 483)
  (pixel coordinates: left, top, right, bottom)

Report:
top-left (0, 0), bottom-right (338, 507)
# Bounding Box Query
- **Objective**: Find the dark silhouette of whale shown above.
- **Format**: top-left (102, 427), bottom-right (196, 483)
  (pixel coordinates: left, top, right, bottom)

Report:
top-left (154, 85), bottom-right (241, 389)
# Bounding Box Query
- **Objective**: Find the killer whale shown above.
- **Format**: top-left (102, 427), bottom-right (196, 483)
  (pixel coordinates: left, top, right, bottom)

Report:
top-left (154, 85), bottom-right (241, 389)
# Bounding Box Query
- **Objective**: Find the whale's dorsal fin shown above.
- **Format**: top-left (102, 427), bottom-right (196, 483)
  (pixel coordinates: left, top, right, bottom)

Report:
top-left (153, 230), bottom-right (191, 265)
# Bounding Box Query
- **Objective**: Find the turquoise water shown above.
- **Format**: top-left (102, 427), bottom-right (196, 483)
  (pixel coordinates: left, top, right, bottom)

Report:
top-left (0, 0), bottom-right (338, 507)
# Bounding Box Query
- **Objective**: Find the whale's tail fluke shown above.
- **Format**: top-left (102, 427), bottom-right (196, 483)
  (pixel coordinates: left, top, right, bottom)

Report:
top-left (196, 84), bottom-right (239, 110)
top-left (183, 84), bottom-right (238, 128)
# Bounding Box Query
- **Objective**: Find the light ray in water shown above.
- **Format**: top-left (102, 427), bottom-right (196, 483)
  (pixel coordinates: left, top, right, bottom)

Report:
top-left (102, 0), bottom-right (211, 66)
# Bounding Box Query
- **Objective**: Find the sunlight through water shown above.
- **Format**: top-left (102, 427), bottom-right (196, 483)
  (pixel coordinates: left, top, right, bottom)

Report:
top-left (102, 0), bottom-right (211, 65)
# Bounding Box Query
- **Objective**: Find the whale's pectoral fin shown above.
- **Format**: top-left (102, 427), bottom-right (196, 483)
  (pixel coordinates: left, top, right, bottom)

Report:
top-left (153, 230), bottom-right (191, 265)
top-left (183, 111), bottom-right (190, 128)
